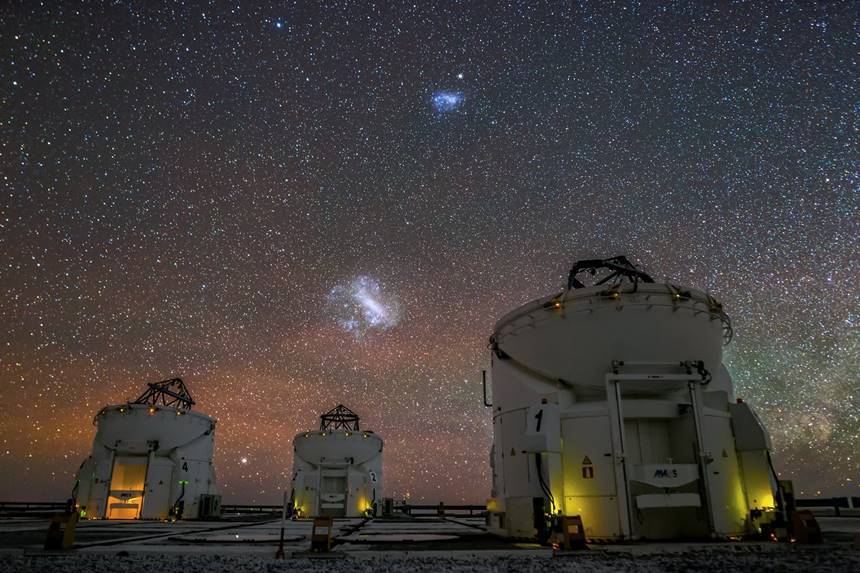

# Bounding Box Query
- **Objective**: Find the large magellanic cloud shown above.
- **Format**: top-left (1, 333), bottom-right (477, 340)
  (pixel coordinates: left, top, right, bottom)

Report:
top-left (326, 276), bottom-right (401, 338)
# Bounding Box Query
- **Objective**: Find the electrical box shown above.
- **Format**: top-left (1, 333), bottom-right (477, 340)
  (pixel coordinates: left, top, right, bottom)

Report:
top-left (199, 494), bottom-right (222, 519)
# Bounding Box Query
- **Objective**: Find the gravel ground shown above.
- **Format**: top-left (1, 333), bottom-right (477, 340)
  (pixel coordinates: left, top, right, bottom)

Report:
top-left (1, 549), bottom-right (859, 573)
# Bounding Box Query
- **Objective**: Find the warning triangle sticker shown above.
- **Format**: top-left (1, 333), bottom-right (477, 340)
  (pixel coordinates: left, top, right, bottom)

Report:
top-left (582, 456), bottom-right (592, 465)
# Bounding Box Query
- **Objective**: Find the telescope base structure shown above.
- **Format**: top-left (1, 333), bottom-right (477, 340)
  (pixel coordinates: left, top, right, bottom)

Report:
top-left (74, 403), bottom-right (218, 520)
top-left (292, 429), bottom-right (383, 519)
top-left (486, 277), bottom-right (778, 542)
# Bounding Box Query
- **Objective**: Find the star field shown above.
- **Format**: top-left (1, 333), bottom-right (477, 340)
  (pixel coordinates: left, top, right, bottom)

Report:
top-left (0, 2), bottom-right (857, 503)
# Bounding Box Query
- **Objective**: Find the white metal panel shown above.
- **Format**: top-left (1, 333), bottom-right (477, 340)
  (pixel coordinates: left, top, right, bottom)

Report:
top-left (497, 409), bottom-right (541, 499)
top-left (730, 402), bottom-right (773, 451)
top-left (561, 415), bottom-right (616, 497)
top-left (523, 403), bottom-right (560, 452)
top-left (492, 283), bottom-right (725, 396)
top-left (636, 493), bottom-right (702, 509)
top-left (141, 459), bottom-right (174, 519)
top-left (560, 412), bottom-right (622, 539)
top-left (629, 464), bottom-right (699, 488)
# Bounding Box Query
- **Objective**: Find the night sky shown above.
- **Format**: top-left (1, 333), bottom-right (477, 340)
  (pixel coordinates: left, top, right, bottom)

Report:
top-left (1, 2), bottom-right (857, 504)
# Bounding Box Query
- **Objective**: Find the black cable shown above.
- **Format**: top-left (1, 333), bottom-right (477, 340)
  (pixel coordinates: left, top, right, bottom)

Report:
top-left (534, 453), bottom-right (556, 513)
top-left (173, 482), bottom-right (187, 519)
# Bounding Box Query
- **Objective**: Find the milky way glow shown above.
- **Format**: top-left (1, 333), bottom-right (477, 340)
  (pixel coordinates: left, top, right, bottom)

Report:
top-left (326, 276), bottom-right (401, 338)
top-left (432, 90), bottom-right (463, 112)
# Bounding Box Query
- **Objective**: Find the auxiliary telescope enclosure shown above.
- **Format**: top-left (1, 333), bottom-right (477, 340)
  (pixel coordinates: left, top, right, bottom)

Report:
top-left (486, 256), bottom-right (779, 541)
top-left (291, 404), bottom-right (383, 518)
top-left (73, 378), bottom-right (220, 520)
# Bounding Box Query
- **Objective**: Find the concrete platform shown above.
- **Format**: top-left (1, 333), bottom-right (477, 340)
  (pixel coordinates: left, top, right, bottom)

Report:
top-left (0, 514), bottom-right (857, 572)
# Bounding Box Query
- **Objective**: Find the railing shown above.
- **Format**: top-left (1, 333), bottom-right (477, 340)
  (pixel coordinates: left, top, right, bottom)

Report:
top-left (220, 502), bottom-right (487, 517)
top-left (397, 503), bottom-right (487, 517)
top-left (11, 498), bottom-right (853, 518)
top-left (795, 496), bottom-right (860, 517)
top-left (221, 504), bottom-right (283, 514)
top-left (0, 501), bottom-right (68, 516)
